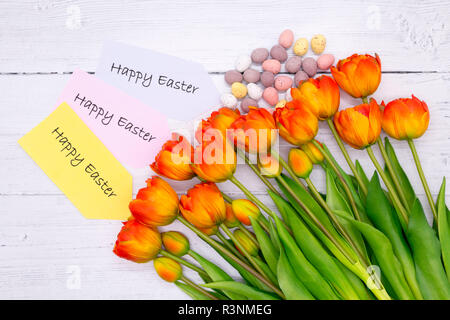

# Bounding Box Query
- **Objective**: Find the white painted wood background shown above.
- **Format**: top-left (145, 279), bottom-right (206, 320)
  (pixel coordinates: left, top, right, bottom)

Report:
top-left (1, 0), bottom-right (449, 299)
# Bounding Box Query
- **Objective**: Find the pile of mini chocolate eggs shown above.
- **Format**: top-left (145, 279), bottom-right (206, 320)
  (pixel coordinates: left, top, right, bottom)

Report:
top-left (221, 30), bottom-right (335, 113)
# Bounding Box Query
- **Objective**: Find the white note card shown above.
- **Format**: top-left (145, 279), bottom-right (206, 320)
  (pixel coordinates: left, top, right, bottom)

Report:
top-left (96, 41), bottom-right (220, 121)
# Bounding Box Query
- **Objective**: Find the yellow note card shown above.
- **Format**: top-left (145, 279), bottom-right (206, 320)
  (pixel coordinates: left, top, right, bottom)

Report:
top-left (19, 102), bottom-right (132, 220)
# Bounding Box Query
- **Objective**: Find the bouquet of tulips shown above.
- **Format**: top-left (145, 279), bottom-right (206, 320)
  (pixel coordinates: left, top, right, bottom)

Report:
top-left (113, 53), bottom-right (450, 300)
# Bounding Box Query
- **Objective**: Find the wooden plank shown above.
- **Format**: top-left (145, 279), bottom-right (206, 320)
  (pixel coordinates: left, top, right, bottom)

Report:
top-left (1, 0), bottom-right (450, 72)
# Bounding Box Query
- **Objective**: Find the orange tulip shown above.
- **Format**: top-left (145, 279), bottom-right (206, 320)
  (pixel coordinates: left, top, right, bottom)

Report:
top-left (161, 231), bottom-right (190, 257)
top-left (231, 199), bottom-right (261, 226)
top-left (113, 219), bottom-right (161, 263)
top-left (334, 98), bottom-right (383, 149)
top-left (129, 177), bottom-right (179, 227)
top-left (300, 140), bottom-right (324, 164)
top-left (150, 134), bottom-right (195, 181)
top-left (289, 148), bottom-right (313, 179)
top-left (191, 138), bottom-right (236, 183)
top-left (257, 153), bottom-right (282, 178)
top-left (382, 95), bottom-right (430, 140)
top-left (331, 53), bottom-right (381, 98)
top-left (154, 257), bottom-right (183, 282)
top-left (179, 182), bottom-right (227, 229)
top-left (290, 75), bottom-right (340, 120)
top-left (195, 107), bottom-right (241, 143)
top-left (229, 107), bottom-right (277, 153)
top-left (198, 225), bottom-right (219, 236)
top-left (273, 100), bottom-right (318, 146)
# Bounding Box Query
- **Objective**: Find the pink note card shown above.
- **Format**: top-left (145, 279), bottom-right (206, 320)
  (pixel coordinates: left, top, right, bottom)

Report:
top-left (56, 70), bottom-right (171, 168)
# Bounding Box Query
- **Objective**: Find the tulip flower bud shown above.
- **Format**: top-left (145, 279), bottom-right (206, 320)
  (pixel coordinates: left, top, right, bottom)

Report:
top-left (300, 141), bottom-right (324, 164)
top-left (129, 176), bottom-right (179, 227)
top-left (161, 231), bottom-right (190, 257)
top-left (231, 199), bottom-right (261, 226)
top-left (257, 153), bottom-right (282, 178)
top-left (224, 203), bottom-right (240, 228)
top-left (289, 148), bottom-right (313, 179)
top-left (113, 219), bottom-right (161, 263)
top-left (234, 229), bottom-right (259, 256)
top-left (153, 257), bottom-right (182, 282)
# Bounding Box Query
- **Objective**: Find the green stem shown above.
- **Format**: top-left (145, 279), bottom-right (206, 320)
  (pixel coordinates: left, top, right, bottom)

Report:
top-left (221, 192), bottom-right (233, 203)
top-left (407, 139), bottom-right (438, 223)
top-left (220, 225), bottom-right (270, 283)
top-left (160, 250), bottom-right (210, 280)
top-left (216, 229), bottom-right (246, 260)
top-left (366, 146), bottom-right (409, 227)
top-left (237, 149), bottom-right (280, 195)
top-left (180, 276), bottom-right (219, 300)
top-left (376, 138), bottom-right (410, 210)
top-left (176, 216), bottom-right (284, 298)
top-left (275, 176), bottom-right (356, 264)
top-left (326, 119), bottom-right (368, 196)
top-left (312, 140), bottom-right (362, 222)
top-left (271, 150), bottom-right (308, 191)
top-left (305, 178), bottom-right (368, 267)
top-left (362, 96), bottom-right (368, 104)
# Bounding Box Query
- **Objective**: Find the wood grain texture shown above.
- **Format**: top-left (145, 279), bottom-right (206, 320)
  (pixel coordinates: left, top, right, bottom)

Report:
top-left (0, 0), bottom-right (449, 299)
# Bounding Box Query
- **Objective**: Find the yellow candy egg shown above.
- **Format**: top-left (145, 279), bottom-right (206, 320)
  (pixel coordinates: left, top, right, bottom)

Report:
top-left (231, 82), bottom-right (248, 99)
top-left (311, 34), bottom-right (326, 54)
top-left (293, 38), bottom-right (309, 56)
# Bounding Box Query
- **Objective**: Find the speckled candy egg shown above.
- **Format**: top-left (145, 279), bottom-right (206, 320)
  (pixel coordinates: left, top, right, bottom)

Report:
top-left (274, 76), bottom-right (293, 92)
top-left (294, 71), bottom-right (309, 87)
top-left (317, 54), bottom-right (335, 70)
top-left (311, 34), bottom-right (326, 54)
top-left (302, 57), bottom-right (317, 77)
top-left (261, 71), bottom-right (275, 87)
top-left (231, 82), bottom-right (248, 99)
top-left (247, 83), bottom-right (263, 100)
top-left (225, 70), bottom-right (243, 85)
top-left (263, 87), bottom-right (279, 106)
top-left (251, 48), bottom-right (269, 64)
top-left (235, 55), bottom-right (252, 72)
top-left (285, 56), bottom-right (302, 74)
top-left (262, 59), bottom-right (281, 74)
top-left (270, 45), bottom-right (288, 63)
top-left (243, 69), bottom-right (260, 83)
top-left (279, 29), bottom-right (294, 49)
top-left (240, 97), bottom-right (258, 113)
top-left (220, 93), bottom-right (238, 108)
top-left (293, 38), bottom-right (308, 56)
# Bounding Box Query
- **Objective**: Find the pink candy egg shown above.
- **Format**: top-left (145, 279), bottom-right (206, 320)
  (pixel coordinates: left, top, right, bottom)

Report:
top-left (279, 29), bottom-right (294, 49)
top-left (262, 59), bottom-right (281, 74)
top-left (317, 54), bottom-right (335, 70)
top-left (263, 87), bottom-right (279, 106)
top-left (274, 76), bottom-right (293, 92)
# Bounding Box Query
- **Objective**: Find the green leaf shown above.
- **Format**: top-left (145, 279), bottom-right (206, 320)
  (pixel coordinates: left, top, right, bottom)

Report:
top-left (437, 178), bottom-right (450, 281)
top-left (253, 256), bottom-right (278, 285)
top-left (333, 257), bottom-right (374, 300)
top-left (345, 218), bottom-right (415, 300)
top-left (366, 172), bottom-right (423, 299)
top-left (189, 250), bottom-right (245, 300)
top-left (274, 214), bottom-right (340, 300)
top-left (250, 216), bottom-right (278, 275)
top-left (270, 190), bottom-right (360, 300)
top-left (384, 137), bottom-right (417, 206)
top-left (202, 281), bottom-right (280, 300)
top-left (277, 244), bottom-right (315, 300)
top-left (268, 219), bottom-right (281, 254)
top-left (175, 281), bottom-right (212, 300)
top-left (355, 160), bottom-right (369, 204)
top-left (212, 244), bottom-right (270, 292)
top-left (407, 199), bottom-right (450, 299)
